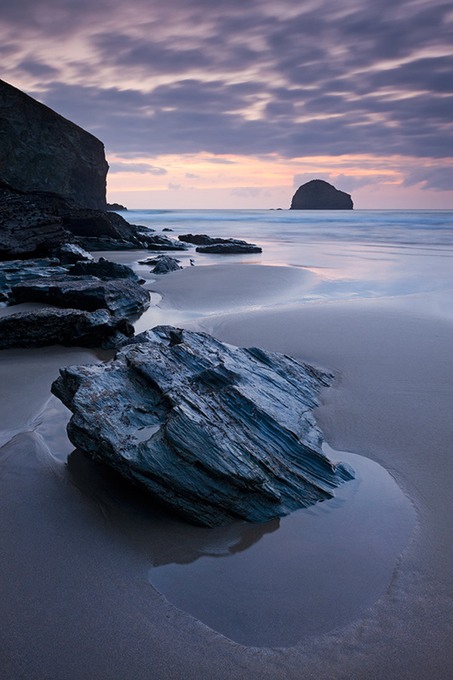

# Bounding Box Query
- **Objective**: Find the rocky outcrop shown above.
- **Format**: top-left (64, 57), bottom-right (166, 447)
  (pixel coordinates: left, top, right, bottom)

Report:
top-left (69, 258), bottom-right (141, 282)
top-left (52, 326), bottom-right (354, 527)
top-left (12, 276), bottom-right (150, 318)
top-left (142, 234), bottom-right (188, 252)
top-left (0, 308), bottom-right (133, 349)
top-left (0, 80), bottom-right (108, 209)
top-left (106, 203), bottom-right (127, 211)
top-left (178, 233), bottom-right (262, 254)
top-left (179, 233), bottom-right (261, 251)
top-left (0, 182), bottom-right (76, 259)
top-left (290, 179), bottom-right (353, 210)
top-left (0, 181), bottom-right (164, 258)
top-left (138, 255), bottom-right (182, 274)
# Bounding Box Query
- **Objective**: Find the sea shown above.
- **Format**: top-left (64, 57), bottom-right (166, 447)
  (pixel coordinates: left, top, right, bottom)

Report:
top-left (121, 208), bottom-right (453, 317)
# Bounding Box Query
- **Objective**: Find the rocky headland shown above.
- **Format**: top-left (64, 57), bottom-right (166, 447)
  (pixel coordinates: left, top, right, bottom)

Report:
top-left (0, 79), bottom-right (108, 209)
top-left (290, 179), bottom-right (353, 209)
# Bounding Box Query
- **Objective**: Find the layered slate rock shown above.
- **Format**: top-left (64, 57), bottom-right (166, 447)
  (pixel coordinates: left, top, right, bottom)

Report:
top-left (0, 80), bottom-right (108, 209)
top-left (12, 276), bottom-right (150, 318)
top-left (52, 326), bottom-right (354, 527)
top-left (0, 308), bottom-right (133, 349)
top-left (290, 179), bottom-right (353, 210)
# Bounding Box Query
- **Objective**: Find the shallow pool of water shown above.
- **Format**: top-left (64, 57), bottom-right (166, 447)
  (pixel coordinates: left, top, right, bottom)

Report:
top-left (148, 447), bottom-right (415, 647)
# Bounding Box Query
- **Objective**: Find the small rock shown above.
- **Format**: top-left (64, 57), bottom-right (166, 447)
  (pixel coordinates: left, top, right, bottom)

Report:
top-left (138, 255), bottom-right (182, 274)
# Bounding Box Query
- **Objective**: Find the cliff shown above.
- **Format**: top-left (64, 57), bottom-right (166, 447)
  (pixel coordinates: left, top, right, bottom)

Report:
top-left (0, 80), bottom-right (108, 209)
top-left (290, 179), bottom-right (353, 210)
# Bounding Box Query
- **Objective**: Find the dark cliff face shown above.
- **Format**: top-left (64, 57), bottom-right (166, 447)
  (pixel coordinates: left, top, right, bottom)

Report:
top-left (290, 179), bottom-right (353, 210)
top-left (0, 80), bottom-right (108, 209)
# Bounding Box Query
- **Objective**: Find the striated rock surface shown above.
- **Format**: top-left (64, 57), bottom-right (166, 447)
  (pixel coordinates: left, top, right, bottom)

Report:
top-left (0, 80), bottom-right (108, 209)
top-left (0, 308), bottom-right (133, 349)
top-left (290, 179), bottom-right (353, 210)
top-left (12, 276), bottom-right (150, 318)
top-left (52, 326), bottom-right (354, 527)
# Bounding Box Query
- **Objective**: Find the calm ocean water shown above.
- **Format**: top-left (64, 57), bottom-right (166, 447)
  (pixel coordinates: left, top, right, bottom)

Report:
top-left (123, 209), bottom-right (453, 313)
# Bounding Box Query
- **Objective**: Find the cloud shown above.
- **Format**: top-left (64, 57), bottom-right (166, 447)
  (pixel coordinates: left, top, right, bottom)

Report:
top-left (1, 0), bottom-right (452, 176)
top-left (109, 162), bottom-right (167, 175)
top-left (403, 166), bottom-right (453, 191)
top-left (16, 59), bottom-right (60, 78)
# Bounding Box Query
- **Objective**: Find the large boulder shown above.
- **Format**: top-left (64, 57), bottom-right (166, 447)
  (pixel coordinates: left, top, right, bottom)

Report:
top-left (290, 179), bottom-right (353, 210)
top-left (0, 80), bottom-right (108, 209)
top-left (0, 308), bottom-right (133, 349)
top-left (52, 326), bottom-right (354, 527)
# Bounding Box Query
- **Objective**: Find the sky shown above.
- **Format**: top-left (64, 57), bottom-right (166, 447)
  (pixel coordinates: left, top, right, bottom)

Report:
top-left (1, 0), bottom-right (453, 209)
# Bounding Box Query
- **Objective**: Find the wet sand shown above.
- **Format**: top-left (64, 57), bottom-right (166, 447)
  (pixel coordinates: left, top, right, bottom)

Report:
top-left (0, 262), bottom-right (452, 678)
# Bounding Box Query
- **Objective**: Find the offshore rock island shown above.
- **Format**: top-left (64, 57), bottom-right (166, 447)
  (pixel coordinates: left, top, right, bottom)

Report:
top-left (52, 326), bottom-right (354, 527)
top-left (291, 179), bottom-right (353, 209)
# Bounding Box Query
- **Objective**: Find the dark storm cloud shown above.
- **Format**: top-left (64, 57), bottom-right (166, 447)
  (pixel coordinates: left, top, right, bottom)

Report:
top-left (2, 0), bottom-right (452, 189)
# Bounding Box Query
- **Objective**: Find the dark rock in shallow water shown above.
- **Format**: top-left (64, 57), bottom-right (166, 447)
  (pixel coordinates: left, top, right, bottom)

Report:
top-left (179, 233), bottom-right (262, 254)
top-left (290, 179), bottom-right (353, 210)
top-left (179, 233), bottom-right (219, 245)
top-left (144, 234), bottom-right (188, 251)
top-left (196, 243), bottom-right (262, 254)
top-left (12, 276), bottom-right (150, 318)
top-left (52, 326), bottom-right (354, 527)
top-left (0, 308), bottom-right (133, 349)
top-left (138, 255), bottom-right (182, 274)
top-left (0, 79), bottom-right (108, 209)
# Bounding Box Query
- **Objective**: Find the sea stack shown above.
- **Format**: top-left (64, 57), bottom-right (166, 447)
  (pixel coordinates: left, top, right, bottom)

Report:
top-left (290, 179), bottom-right (353, 210)
top-left (0, 79), bottom-right (108, 209)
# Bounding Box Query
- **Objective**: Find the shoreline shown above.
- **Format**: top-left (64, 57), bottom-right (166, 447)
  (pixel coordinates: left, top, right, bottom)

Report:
top-left (0, 250), bottom-right (452, 677)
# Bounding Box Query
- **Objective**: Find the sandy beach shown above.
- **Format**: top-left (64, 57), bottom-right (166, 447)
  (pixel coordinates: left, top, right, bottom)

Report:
top-left (1, 237), bottom-right (452, 678)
